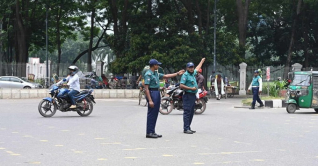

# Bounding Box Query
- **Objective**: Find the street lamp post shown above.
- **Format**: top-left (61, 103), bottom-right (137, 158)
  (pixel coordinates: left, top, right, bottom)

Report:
top-left (45, 3), bottom-right (49, 87)
top-left (213, 0), bottom-right (217, 72)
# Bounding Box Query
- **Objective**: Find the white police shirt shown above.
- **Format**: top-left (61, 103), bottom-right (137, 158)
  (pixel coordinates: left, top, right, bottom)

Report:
top-left (57, 74), bottom-right (80, 92)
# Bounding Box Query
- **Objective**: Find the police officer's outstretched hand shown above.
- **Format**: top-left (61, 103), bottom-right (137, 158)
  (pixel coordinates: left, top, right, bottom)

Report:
top-left (149, 101), bottom-right (154, 108)
top-left (178, 69), bottom-right (185, 75)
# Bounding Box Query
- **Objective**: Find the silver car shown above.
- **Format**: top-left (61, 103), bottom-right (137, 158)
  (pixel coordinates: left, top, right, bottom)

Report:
top-left (0, 76), bottom-right (43, 89)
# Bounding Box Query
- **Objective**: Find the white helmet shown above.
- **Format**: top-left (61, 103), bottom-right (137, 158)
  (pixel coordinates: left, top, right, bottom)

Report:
top-left (68, 66), bottom-right (78, 76)
top-left (68, 65), bottom-right (78, 71)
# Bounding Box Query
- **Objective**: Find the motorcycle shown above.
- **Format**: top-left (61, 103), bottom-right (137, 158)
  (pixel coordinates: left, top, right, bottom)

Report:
top-left (38, 84), bottom-right (96, 117)
top-left (159, 85), bottom-right (208, 115)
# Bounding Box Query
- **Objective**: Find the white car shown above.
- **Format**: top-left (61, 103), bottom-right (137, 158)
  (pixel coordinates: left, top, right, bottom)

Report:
top-left (0, 76), bottom-right (43, 89)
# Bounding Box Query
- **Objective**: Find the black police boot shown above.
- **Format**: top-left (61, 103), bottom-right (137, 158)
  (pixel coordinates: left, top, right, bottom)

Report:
top-left (249, 106), bottom-right (255, 109)
top-left (258, 103), bottom-right (264, 107)
top-left (146, 133), bottom-right (158, 138)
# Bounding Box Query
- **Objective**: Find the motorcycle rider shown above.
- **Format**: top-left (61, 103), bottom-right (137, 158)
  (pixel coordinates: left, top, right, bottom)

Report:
top-left (180, 58), bottom-right (205, 134)
top-left (57, 66), bottom-right (80, 109)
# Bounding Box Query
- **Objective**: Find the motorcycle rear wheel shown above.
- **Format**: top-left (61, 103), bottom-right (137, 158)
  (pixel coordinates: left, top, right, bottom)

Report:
top-left (77, 98), bottom-right (94, 117)
top-left (159, 99), bottom-right (174, 115)
top-left (195, 99), bottom-right (206, 114)
top-left (38, 100), bottom-right (57, 117)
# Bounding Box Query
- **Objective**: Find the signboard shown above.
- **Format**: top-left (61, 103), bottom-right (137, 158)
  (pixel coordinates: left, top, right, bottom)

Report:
top-left (266, 67), bottom-right (270, 81)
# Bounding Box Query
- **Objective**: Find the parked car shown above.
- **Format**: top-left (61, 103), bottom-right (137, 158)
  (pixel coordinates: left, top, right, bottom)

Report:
top-left (0, 76), bottom-right (43, 89)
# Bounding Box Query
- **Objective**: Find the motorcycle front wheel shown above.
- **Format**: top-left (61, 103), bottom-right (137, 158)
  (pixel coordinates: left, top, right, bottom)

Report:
top-left (194, 99), bottom-right (206, 114)
top-left (77, 98), bottom-right (94, 117)
top-left (159, 99), bottom-right (174, 115)
top-left (38, 100), bottom-right (57, 117)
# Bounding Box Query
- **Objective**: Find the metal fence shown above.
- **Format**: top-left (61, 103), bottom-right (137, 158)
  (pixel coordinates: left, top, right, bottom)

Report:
top-left (0, 61), bottom-right (313, 89)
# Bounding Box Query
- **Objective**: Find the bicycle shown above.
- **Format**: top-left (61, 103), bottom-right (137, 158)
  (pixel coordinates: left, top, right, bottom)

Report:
top-left (138, 88), bottom-right (147, 106)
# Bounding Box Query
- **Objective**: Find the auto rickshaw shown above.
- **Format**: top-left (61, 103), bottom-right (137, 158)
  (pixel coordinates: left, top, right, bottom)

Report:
top-left (286, 71), bottom-right (318, 113)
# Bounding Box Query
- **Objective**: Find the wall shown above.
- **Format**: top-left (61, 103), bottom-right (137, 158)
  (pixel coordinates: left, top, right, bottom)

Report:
top-left (0, 89), bottom-right (140, 99)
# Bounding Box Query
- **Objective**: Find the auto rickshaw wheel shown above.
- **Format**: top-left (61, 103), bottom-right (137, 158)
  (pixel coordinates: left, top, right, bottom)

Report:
top-left (286, 104), bottom-right (297, 113)
top-left (314, 109), bottom-right (318, 113)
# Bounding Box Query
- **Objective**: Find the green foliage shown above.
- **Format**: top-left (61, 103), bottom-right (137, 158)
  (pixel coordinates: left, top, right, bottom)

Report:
top-left (265, 80), bottom-right (289, 97)
top-left (2, 0), bottom-right (318, 75)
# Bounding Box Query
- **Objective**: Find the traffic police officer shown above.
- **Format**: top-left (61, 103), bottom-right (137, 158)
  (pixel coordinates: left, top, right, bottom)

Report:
top-left (247, 70), bottom-right (264, 109)
top-left (144, 59), bottom-right (185, 138)
top-left (180, 58), bottom-right (205, 134)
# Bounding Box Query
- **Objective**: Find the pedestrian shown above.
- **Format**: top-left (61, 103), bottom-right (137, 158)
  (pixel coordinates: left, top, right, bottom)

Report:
top-left (180, 58), bottom-right (205, 134)
top-left (247, 70), bottom-right (264, 109)
top-left (214, 74), bottom-right (225, 100)
top-left (144, 59), bottom-right (185, 138)
top-left (196, 69), bottom-right (205, 90)
top-left (101, 74), bottom-right (109, 89)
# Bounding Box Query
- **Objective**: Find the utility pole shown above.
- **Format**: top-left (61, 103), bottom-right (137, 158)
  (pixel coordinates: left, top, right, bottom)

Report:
top-left (213, 0), bottom-right (217, 71)
top-left (45, 3), bottom-right (49, 87)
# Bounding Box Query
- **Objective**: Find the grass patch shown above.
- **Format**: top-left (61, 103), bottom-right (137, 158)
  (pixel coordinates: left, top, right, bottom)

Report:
top-left (242, 96), bottom-right (284, 106)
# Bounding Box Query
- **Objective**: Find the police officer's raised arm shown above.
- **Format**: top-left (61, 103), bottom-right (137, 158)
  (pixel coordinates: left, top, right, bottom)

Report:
top-left (195, 58), bottom-right (206, 71)
top-left (163, 70), bottom-right (185, 78)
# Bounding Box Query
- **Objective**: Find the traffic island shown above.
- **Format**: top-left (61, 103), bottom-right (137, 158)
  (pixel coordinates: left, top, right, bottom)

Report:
top-left (237, 96), bottom-right (286, 108)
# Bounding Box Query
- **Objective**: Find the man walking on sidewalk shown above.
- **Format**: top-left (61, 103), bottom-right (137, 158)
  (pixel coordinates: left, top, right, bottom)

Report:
top-left (247, 70), bottom-right (264, 109)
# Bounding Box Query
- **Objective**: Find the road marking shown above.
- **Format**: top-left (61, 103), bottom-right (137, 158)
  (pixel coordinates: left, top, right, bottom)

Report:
top-left (61, 130), bottom-right (69, 132)
top-left (29, 162), bottom-right (41, 164)
top-left (125, 157), bottom-right (137, 159)
top-left (199, 151), bottom-right (260, 155)
top-left (162, 154), bottom-right (173, 157)
top-left (193, 163), bottom-right (204, 165)
top-left (101, 142), bottom-right (121, 145)
top-left (0, 147), bottom-right (5, 150)
top-left (135, 148), bottom-right (146, 150)
top-left (55, 145), bottom-right (64, 147)
top-left (95, 138), bottom-right (105, 140)
top-left (97, 158), bottom-right (107, 161)
top-left (40, 140), bottom-right (48, 142)
top-left (123, 149), bottom-right (134, 151)
top-left (6, 151), bottom-right (13, 154)
top-left (191, 146), bottom-right (197, 148)
top-left (23, 135), bottom-right (32, 138)
top-left (73, 151), bottom-right (84, 154)
top-left (252, 159), bottom-right (265, 162)
top-left (48, 126), bottom-right (55, 129)
top-left (11, 153), bottom-right (20, 156)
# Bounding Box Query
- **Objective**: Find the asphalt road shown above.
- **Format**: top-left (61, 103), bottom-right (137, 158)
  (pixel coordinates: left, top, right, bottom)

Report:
top-left (1, 98), bottom-right (318, 166)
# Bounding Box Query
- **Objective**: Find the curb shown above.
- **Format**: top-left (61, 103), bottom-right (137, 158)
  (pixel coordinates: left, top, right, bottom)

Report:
top-left (239, 99), bottom-right (286, 108)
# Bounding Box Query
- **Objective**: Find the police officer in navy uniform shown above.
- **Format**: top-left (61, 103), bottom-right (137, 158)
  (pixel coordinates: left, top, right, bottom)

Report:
top-left (180, 58), bottom-right (205, 134)
top-left (144, 59), bottom-right (185, 138)
top-left (247, 70), bottom-right (264, 109)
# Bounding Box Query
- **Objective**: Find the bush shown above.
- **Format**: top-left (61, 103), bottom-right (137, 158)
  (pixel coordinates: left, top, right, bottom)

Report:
top-left (264, 80), bottom-right (289, 97)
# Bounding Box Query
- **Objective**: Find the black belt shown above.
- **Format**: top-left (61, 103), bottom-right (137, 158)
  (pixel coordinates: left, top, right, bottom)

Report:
top-left (149, 88), bottom-right (159, 91)
top-left (185, 92), bottom-right (196, 95)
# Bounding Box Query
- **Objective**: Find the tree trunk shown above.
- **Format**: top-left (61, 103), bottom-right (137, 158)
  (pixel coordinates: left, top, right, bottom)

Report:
top-left (236, 0), bottom-right (250, 49)
top-left (195, 0), bottom-right (202, 35)
top-left (284, 0), bottom-right (302, 78)
top-left (56, 7), bottom-right (62, 76)
top-left (302, 3), bottom-right (309, 68)
top-left (87, 0), bottom-right (96, 71)
top-left (15, 0), bottom-right (28, 77)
